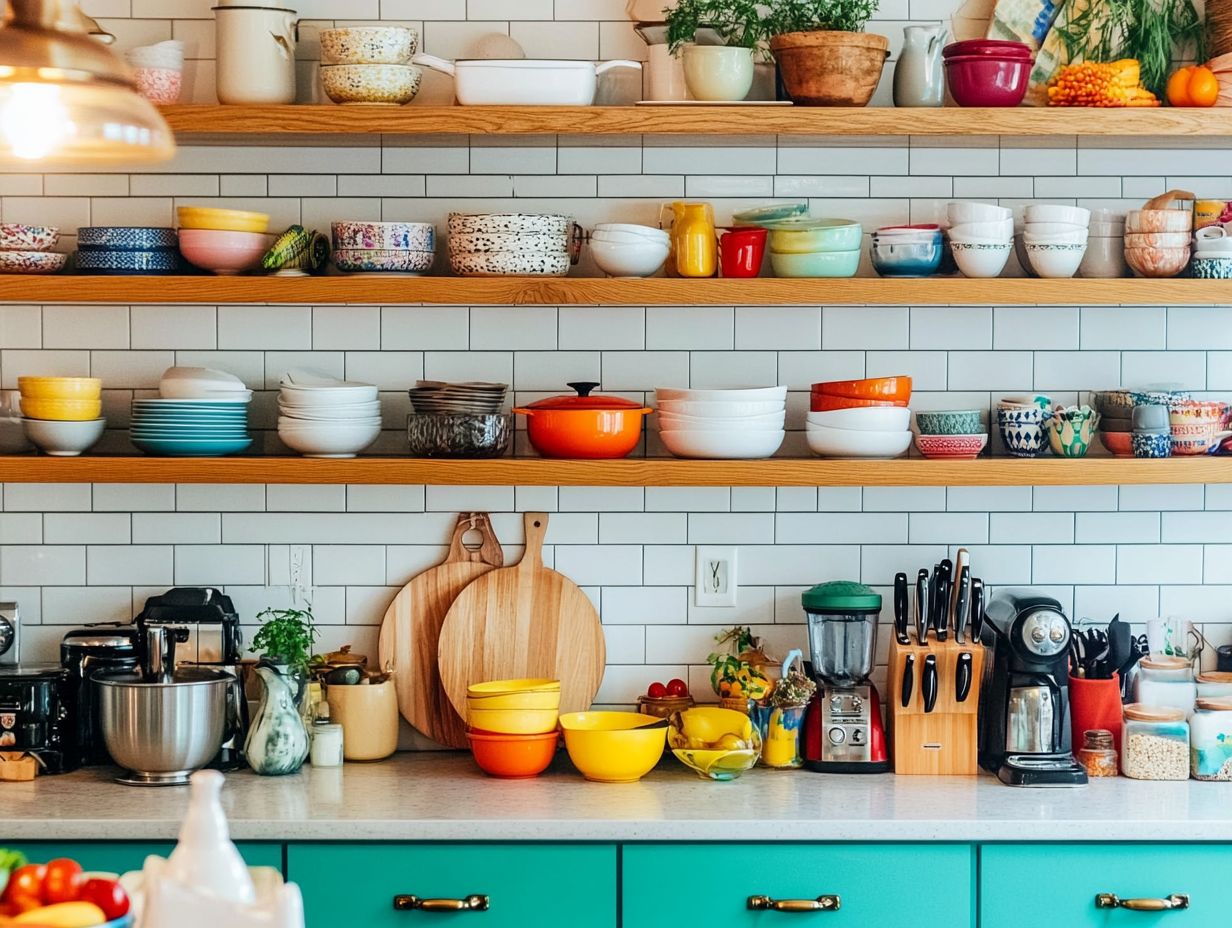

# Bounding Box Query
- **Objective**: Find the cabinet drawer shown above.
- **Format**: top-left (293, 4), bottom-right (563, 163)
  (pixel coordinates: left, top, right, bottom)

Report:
top-left (2, 842), bottom-right (282, 875)
top-left (624, 844), bottom-right (974, 928)
top-left (981, 845), bottom-right (1232, 928)
top-left (288, 844), bottom-right (615, 928)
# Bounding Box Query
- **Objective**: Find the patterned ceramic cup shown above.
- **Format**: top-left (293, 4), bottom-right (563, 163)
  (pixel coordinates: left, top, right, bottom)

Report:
top-left (997, 406), bottom-right (1050, 426)
top-left (998, 418), bottom-right (1048, 457)
top-left (1169, 421), bottom-right (1231, 455)
top-left (1046, 413), bottom-right (1098, 458)
top-left (1000, 394), bottom-right (1052, 410)
top-left (1131, 431), bottom-right (1172, 458)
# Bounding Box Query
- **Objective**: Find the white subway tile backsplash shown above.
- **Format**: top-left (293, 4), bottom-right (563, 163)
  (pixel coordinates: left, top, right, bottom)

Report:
top-left (3, 484), bottom-right (90, 512)
top-left (44, 514), bottom-right (130, 545)
top-left (1118, 544), bottom-right (1203, 585)
top-left (87, 545), bottom-right (169, 586)
top-left (602, 586), bottom-right (685, 625)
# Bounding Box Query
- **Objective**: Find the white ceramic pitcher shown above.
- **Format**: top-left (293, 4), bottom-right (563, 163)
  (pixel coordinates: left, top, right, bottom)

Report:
top-left (213, 6), bottom-right (299, 104)
top-left (894, 24), bottom-right (944, 107)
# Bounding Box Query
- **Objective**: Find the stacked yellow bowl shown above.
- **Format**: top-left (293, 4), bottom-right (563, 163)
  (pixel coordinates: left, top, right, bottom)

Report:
top-left (465, 679), bottom-right (562, 779)
top-left (177, 206), bottom-right (270, 234)
top-left (18, 377), bottom-right (102, 421)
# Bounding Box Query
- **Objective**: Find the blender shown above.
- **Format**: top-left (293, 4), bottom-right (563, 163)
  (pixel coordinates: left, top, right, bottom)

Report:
top-left (801, 581), bottom-right (890, 773)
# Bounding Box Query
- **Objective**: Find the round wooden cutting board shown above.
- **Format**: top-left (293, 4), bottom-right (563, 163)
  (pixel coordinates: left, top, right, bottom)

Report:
top-left (437, 511), bottom-right (606, 717)
top-left (378, 513), bottom-right (503, 748)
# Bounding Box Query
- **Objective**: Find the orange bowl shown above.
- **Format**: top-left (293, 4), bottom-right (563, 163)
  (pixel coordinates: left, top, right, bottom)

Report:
top-left (812, 376), bottom-right (912, 403)
top-left (811, 394), bottom-right (909, 412)
top-left (467, 729), bottom-right (558, 779)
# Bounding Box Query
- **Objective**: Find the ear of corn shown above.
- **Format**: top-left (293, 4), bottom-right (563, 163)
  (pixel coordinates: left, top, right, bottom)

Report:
top-left (1046, 59), bottom-right (1161, 106)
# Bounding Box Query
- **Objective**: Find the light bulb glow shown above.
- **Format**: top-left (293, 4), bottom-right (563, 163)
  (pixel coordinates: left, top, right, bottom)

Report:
top-left (0, 81), bottom-right (73, 160)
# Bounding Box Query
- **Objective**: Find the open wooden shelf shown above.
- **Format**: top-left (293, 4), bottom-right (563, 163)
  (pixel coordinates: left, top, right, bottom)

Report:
top-left (160, 104), bottom-right (1232, 138)
top-left (1, 455), bottom-right (1228, 486)
top-left (0, 275), bottom-right (1226, 306)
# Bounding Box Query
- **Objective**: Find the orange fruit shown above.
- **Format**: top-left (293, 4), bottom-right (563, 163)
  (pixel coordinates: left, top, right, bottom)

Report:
top-left (1188, 66), bottom-right (1220, 107)
top-left (1167, 66), bottom-right (1194, 106)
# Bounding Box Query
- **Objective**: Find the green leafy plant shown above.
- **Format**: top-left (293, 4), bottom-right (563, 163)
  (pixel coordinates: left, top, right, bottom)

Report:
top-left (250, 606), bottom-right (319, 674)
top-left (766, 0), bottom-right (879, 35)
top-left (665, 0), bottom-right (770, 50)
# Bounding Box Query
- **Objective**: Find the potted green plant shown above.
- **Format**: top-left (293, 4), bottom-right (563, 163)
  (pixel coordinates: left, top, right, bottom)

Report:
top-left (665, 0), bottom-right (767, 101)
top-left (766, 0), bottom-right (889, 106)
top-left (244, 606), bottom-right (318, 776)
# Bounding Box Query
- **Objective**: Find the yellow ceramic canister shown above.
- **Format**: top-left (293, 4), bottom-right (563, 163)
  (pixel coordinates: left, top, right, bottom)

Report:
top-left (325, 680), bottom-right (399, 761)
top-left (670, 201), bottom-right (717, 277)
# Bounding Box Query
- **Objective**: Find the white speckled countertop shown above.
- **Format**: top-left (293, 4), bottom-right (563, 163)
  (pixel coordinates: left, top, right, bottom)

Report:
top-left (2, 753), bottom-right (1229, 842)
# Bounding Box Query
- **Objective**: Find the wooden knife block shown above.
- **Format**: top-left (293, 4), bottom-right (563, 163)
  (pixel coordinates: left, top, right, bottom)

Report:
top-left (887, 633), bottom-right (985, 775)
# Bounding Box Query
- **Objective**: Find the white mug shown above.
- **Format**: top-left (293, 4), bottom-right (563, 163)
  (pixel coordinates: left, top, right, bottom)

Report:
top-left (213, 6), bottom-right (298, 105)
top-left (645, 44), bottom-right (691, 101)
top-left (1146, 617), bottom-right (1197, 658)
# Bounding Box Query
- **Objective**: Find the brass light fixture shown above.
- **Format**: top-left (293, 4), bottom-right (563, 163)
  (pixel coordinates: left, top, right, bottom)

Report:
top-left (0, 0), bottom-right (174, 163)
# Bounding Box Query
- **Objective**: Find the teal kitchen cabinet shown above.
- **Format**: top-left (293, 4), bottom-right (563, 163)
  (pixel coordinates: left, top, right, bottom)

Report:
top-left (288, 844), bottom-right (616, 928)
top-left (2, 843), bottom-right (283, 875)
top-left (624, 844), bottom-right (975, 927)
top-left (982, 844), bottom-right (1232, 927)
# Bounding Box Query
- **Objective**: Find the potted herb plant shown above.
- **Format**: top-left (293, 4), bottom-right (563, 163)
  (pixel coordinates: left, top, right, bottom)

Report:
top-left (766, 0), bottom-right (889, 106)
top-left (244, 606), bottom-right (318, 776)
top-left (665, 0), bottom-right (767, 101)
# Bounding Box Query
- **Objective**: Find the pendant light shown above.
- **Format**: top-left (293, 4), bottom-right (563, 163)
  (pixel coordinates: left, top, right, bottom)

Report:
top-left (0, 0), bottom-right (174, 164)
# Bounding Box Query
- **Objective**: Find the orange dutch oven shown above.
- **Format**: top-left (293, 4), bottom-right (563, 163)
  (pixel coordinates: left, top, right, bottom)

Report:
top-left (514, 382), bottom-right (652, 459)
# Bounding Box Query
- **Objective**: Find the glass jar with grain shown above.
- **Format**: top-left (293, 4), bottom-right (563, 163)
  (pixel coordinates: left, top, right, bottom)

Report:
top-left (1190, 698), bottom-right (1232, 781)
top-left (1122, 704), bottom-right (1190, 780)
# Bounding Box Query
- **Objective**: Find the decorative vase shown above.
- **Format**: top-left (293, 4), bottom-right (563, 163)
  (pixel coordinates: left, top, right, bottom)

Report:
top-left (770, 31), bottom-right (889, 106)
top-left (681, 45), bottom-right (754, 101)
top-left (244, 660), bottom-right (310, 776)
top-left (751, 703), bottom-right (807, 768)
top-left (894, 24), bottom-right (944, 107)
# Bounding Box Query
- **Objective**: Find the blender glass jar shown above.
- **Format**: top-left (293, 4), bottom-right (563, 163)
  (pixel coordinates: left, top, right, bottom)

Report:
top-left (801, 581), bottom-right (882, 685)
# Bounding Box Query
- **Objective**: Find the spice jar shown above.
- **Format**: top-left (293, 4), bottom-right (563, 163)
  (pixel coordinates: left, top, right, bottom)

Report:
top-left (1133, 656), bottom-right (1197, 716)
top-left (1190, 698), bottom-right (1232, 781)
top-left (1076, 729), bottom-right (1118, 778)
top-left (1197, 671), bottom-right (1232, 700)
top-left (1122, 704), bottom-right (1190, 780)
top-left (310, 706), bottom-right (344, 768)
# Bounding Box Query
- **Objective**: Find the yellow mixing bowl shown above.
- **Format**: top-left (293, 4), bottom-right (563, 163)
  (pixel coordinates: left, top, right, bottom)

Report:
top-left (466, 706), bottom-right (559, 735)
top-left (17, 377), bottom-right (101, 399)
top-left (467, 678), bottom-right (562, 710)
top-left (558, 711), bottom-right (667, 783)
top-left (667, 707), bottom-right (762, 781)
top-left (177, 206), bottom-right (270, 234)
top-left (20, 397), bottom-right (103, 421)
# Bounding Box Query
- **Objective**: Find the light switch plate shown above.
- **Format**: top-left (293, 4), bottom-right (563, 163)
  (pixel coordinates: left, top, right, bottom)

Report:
top-left (695, 546), bottom-right (737, 608)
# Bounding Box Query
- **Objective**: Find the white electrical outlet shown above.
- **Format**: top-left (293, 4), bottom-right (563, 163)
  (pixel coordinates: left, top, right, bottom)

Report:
top-left (695, 546), bottom-right (737, 608)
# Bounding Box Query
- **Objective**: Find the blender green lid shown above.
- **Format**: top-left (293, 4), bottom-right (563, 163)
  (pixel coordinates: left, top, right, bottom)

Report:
top-left (801, 580), bottom-right (882, 612)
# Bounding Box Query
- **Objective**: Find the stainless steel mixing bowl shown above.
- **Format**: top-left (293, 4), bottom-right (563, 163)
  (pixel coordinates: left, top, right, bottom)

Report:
top-left (97, 666), bottom-right (231, 786)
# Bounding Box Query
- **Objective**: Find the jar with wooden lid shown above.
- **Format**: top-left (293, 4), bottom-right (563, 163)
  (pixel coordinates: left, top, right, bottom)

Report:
top-left (1197, 671), bottom-right (1232, 700)
top-left (1122, 704), bottom-right (1190, 780)
top-left (1190, 698), bottom-right (1232, 781)
top-left (1133, 656), bottom-right (1197, 716)
top-left (1076, 729), bottom-right (1118, 778)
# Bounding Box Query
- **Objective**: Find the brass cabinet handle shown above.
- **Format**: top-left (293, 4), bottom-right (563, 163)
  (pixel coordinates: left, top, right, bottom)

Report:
top-left (1095, 893), bottom-right (1189, 912)
top-left (748, 895), bottom-right (841, 913)
top-left (393, 894), bottom-right (490, 913)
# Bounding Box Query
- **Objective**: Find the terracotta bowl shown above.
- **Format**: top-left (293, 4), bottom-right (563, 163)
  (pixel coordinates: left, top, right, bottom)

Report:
top-left (770, 31), bottom-right (889, 106)
top-left (1100, 431), bottom-right (1133, 456)
top-left (1124, 245), bottom-right (1190, 278)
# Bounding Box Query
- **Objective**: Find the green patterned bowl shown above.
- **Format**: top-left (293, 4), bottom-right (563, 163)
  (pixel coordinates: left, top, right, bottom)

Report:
top-left (915, 409), bottom-right (984, 435)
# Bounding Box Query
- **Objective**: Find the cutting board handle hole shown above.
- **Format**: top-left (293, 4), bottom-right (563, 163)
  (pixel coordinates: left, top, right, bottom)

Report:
top-left (461, 528), bottom-right (485, 550)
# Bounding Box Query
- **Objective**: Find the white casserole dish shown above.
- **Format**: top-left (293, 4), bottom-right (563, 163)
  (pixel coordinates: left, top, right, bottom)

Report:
top-left (413, 55), bottom-right (640, 105)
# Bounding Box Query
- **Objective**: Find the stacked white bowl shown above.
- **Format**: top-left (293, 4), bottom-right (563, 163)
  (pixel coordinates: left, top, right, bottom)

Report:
top-left (590, 224), bottom-right (670, 277)
top-left (805, 406), bottom-right (913, 458)
top-left (278, 370), bottom-right (381, 458)
top-left (947, 202), bottom-right (1014, 278)
top-left (655, 386), bottom-right (787, 459)
top-left (1020, 204), bottom-right (1089, 278)
top-left (1079, 209), bottom-right (1127, 278)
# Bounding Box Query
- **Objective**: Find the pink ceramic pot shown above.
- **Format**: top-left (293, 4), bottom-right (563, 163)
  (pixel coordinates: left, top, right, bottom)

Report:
top-left (944, 54), bottom-right (1031, 106)
top-left (178, 228), bottom-right (271, 275)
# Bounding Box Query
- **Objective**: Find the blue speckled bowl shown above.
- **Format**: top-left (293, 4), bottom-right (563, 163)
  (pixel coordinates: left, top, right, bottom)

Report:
top-left (1191, 257), bottom-right (1232, 279)
top-left (76, 248), bottom-right (181, 273)
top-left (77, 226), bottom-right (178, 250)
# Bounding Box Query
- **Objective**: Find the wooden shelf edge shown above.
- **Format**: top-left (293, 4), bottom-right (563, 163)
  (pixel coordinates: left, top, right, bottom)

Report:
top-left (158, 104), bottom-right (1232, 137)
top-left (1, 455), bottom-right (1227, 486)
top-left (0, 276), bottom-right (1228, 306)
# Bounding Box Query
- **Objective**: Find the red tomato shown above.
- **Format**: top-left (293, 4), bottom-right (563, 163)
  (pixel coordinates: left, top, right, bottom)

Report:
top-left (2, 864), bottom-right (46, 913)
top-left (666, 678), bottom-right (689, 697)
top-left (646, 681), bottom-right (667, 698)
top-left (41, 859), bottom-right (83, 906)
top-left (79, 878), bottom-right (130, 921)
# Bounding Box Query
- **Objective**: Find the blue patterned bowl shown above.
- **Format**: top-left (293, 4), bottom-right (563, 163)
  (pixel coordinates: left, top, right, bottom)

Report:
top-left (1191, 257), bottom-right (1232, 279)
top-left (77, 226), bottom-right (178, 250)
top-left (916, 409), bottom-right (984, 435)
top-left (998, 419), bottom-right (1048, 457)
top-left (76, 248), bottom-right (181, 273)
top-left (1132, 431), bottom-right (1172, 458)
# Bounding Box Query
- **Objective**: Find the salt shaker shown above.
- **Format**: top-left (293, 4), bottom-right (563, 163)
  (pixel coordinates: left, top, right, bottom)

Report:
top-left (310, 706), bottom-right (344, 768)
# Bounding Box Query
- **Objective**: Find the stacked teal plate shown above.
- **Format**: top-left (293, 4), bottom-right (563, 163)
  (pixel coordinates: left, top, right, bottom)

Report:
top-left (130, 398), bottom-right (252, 456)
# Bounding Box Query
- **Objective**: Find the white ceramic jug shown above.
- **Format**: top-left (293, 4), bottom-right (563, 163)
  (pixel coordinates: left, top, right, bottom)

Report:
top-left (894, 24), bottom-right (944, 107)
top-left (213, 6), bottom-right (298, 104)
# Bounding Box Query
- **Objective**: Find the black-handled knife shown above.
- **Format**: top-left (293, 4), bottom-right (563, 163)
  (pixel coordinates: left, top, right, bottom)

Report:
top-left (970, 578), bottom-right (986, 643)
top-left (922, 654), bottom-right (938, 713)
top-left (915, 569), bottom-right (929, 645)
top-left (955, 651), bottom-right (974, 703)
top-left (901, 653), bottom-right (915, 708)
top-left (953, 565), bottom-right (970, 645)
top-left (893, 571), bottom-right (910, 646)
top-left (935, 559), bottom-right (952, 642)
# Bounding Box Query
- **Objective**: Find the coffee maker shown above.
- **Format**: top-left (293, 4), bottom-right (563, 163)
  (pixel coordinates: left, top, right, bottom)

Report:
top-left (978, 590), bottom-right (1087, 786)
top-left (801, 581), bottom-right (890, 773)
top-left (60, 625), bottom-right (141, 767)
top-left (135, 588), bottom-right (247, 769)
top-left (0, 664), bottom-right (72, 773)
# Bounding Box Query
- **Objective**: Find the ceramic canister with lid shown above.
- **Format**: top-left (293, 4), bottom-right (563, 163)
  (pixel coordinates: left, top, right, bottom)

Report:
top-left (1121, 703), bottom-right (1190, 781)
top-left (1190, 698), bottom-right (1232, 780)
top-left (1197, 671), bottom-right (1232, 700)
top-left (1132, 655), bottom-right (1197, 716)
top-left (213, 6), bottom-right (298, 104)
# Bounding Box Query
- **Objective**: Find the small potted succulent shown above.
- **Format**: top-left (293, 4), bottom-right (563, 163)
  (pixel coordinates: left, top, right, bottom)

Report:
top-left (665, 0), bottom-right (767, 101)
top-left (767, 0), bottom-right (889, 106)
top-left (245, 606), bottom-right (318, 776)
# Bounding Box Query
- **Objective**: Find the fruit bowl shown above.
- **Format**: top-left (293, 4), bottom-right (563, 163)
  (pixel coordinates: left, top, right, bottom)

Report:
top-left (667, 707), bottom-right (762, 781)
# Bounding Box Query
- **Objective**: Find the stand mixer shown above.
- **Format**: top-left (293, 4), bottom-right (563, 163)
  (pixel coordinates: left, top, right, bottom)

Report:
top-left (801, 581), bottom-right (890, 773)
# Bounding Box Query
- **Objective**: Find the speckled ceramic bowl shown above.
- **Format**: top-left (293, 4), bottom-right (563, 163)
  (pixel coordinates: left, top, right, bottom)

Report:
top-left (331, 221), bottom-right (434, 252)
top-left (321, 64), bottom-right (422, 105)
top-left (448, 213), bottom-right (574, 236)
top-left (1191, 257), bottom-right (1232, 279)
top-left (334, 248), bottom-right (434, 273)
top-left (320, 26), bottom-right (418, 65)
top-left (450, 249), bottom-right (571, 277)
top-left (78, 226), bottom-right (178, 250)
top-left (0, 250), bottom-right (66, 274)
top-left (450, 230), bottom-right (571, 254)
top-left (75, 248), bottom-right (180, 274)
top-left (0, 223), bottom-right (58, 251)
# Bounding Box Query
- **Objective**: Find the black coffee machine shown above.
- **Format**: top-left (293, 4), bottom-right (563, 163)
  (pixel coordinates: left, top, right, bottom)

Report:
top-left (135, 588), bottom-right (247, 769)
top-left (0, 664), bottom-right (72, 773)
top-left (978, 590), bottom-right (1087, 787)
top-left (60, 625), bottom-right (141, 768)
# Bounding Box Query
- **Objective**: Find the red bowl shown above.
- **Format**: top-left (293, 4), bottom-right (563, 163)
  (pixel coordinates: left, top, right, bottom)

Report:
top-left (467, 729), bottom-right (558, 779)
top-left (943, 39), bottom-right (1032, 58)
top-left (1100, 431), bottom-right (1133, 457)
top-left (945, 55), bottom-right (1031, 107)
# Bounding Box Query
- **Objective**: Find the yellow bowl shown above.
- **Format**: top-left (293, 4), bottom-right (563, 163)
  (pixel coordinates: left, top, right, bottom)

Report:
top-left (466, 706), bottom-right (559, 735)
top-left (467, 678), bottom-right (561, 695)
top-left (177, 206), bottom-right (270, 234)
top-left (20, 397), bottom-right (103, 421)
top-left (17, 377), bottom-right (101, 399)
top-left (667, 707), bottom-right (762, 781)
top-left (558, 711), bottom-right (667, 783)
top-left (467, 678), bottom-right (562, 710)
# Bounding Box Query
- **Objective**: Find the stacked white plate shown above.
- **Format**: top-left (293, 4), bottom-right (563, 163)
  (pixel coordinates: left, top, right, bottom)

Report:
top-left (278, 370), bottom-right (381, 458)
top-left (655, 386), bottom-right (787, 459)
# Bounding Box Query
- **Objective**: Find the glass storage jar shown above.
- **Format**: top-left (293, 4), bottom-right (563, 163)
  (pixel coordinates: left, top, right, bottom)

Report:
top-left (1190, 698), bottom-right (1232, 781)
top-left (1197, 671), bottom-right (1232, 700)
top-left (1076, 729), bottom-right (1118, 778)
top-left (1132, 656), bottom-right (1197, 716)
top-left (1122, 704), bottom-right (1190, 781)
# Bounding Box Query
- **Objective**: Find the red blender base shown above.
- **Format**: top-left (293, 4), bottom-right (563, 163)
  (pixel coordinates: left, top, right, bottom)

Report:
top-left (803, 685), bottom-right (891, 773)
